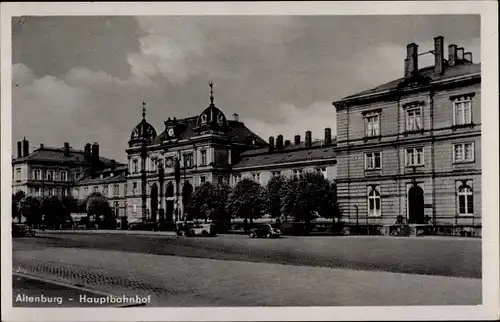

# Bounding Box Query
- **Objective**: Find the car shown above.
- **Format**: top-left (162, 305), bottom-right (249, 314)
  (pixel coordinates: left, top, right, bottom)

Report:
top-left (249, 224), bottom-right (281, 238)
top-left (128, 222), bottom-right (158, 231)
top-left (186, 223), bottom-right (217, 237)
top-left (12, 223), bottom-right (36, 237)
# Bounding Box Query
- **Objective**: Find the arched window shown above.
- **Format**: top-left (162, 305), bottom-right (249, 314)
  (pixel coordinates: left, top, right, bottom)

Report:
top-left (367, 185), bottom-right (381, 217)
top-left (458, 184), bottom-right (473, 215)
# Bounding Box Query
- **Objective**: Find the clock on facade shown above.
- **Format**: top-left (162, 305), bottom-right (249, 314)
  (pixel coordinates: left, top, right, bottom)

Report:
top-left (165, 157), bottom-right (173, 167)
top-left (167, 128), bottom-right (175, 137)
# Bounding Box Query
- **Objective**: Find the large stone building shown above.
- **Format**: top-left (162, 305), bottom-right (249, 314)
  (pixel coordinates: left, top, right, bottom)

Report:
top-left (12, 83), bottom-right (337, 224)
top-left (333, 36), bottom-right (481, 236)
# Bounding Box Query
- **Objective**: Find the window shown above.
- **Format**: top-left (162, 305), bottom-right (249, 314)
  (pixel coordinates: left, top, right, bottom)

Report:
top-left (15, 168), bottom-right (21, 181)
top-left (93, 186), bottom-right (99, 193)
top-left (453, 98), bottom-right (472, 125)
top-left (150, 159), bottom-right (157, 172)
top-left (184, 153), bottom-right (193, 168)
top-left (132, 159), bottom-right (138, 173)
top-left (406, 108), bottom-right (422, 132)
top-left (200, 150), bottom-right (207, 166)
top-left (453, 143), bottom-right (474, 163)
top-left (61, 189), bottom-right (66, 197)
top-left (405, 148), bottom-right (424, 166)
top-left (84, 187), bottom-right (89, 196)
top-left (33, 169), bottom-right (41, 180)
top-left (132, 182), bottom-right (138, 194)
top-left (458, 184), bottom-right (473, 215)
top-left (46, 170), bottom-right (53, 181)
top-left (365, 113), bottom-right (380, 137)
top-left (367, 185), bottom-right (381, 217)
top-left (35, 188), bottom-right (41, 197)
top-left (60, 171), bottom-right (67, 181)
top-left (365, 152), bottom-right (381, 170)
top-left (218, 176), bottom-right (224, 183)
top-left (233, 174), bottom-right (242, 184)
top-left (47, 188), bottom-right (54, 197)
top-left (113, 184), bottom-right (119, 196)
top-left (124, 184), bottom-right (128, 196)
top-left (200, 176), bottom-right (206, 184)
top-left (133, 202), bottom-right (137, 213)
top-left (103, 185), bottom-right (109, 196)
top-left (271, 171), bottom-right (281, 177)
top-left (252, 172), bottom-right (261, 183)
top-left (74, 188), bottom-right (79, 198)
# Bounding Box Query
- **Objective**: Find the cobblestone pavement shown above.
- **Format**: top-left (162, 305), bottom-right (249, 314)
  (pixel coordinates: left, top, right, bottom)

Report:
top-left (28, 232), bottom-right (481, 278)
top-left (12, 246), bottom-right (481, 306)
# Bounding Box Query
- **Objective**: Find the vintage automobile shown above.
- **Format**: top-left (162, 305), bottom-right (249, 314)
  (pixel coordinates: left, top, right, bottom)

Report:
top-left (184, 223), bottom-right (217, 237)
top-left (12, 223), bottom-right (36, 237)
top-left (248, 224), bottom-right (281, 238)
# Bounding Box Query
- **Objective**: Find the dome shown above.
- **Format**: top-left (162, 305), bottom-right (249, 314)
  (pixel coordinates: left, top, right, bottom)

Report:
top-left (195, 82), bottom-right (228, 129)
top-left (130, 119), bottom-right (157, 141)
top-left (129, 102), bottom-right (157, 145)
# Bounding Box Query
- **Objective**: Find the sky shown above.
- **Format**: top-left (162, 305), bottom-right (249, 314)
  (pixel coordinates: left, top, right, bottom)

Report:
top-left (12, 15), bottom-right (480, 162)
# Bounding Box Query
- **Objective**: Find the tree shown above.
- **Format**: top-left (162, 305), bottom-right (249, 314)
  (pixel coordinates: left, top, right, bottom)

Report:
top-left (280, 177), bottom-right (299, 222)
top-left (18, 196), bottom-right (41, 226)
top-left (186, 182), bottom-right (212, 222)
top-left (61, 195), bottom-right (79, 224)
top-left (211, 182), bottom-right (232, 231)
top-left (226, 178), bottom-right (265, 225)
top-left (85, 192), bottom-right (114, 229)
top-left (40, 196), bottom-right (66, 229)
top-left (265, 175), bottom-right (286, 219)
top-left (186, 182), bottom-right (232, 228)
top-left (12, 191), bottom-right (26, 222)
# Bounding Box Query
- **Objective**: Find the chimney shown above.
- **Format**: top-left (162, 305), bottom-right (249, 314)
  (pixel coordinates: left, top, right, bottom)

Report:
top-left (64, 142), bottom-right (70, 157)
top-left (448, 44), bottom-right (457, 67)
top-left (284, 140), bottom-right (291, 148)
top-left (464, 52), bottom-right (473, 63)
top-left (84, 143), bottom-right (91, 161)
top-left (276, 134), bottom-right (284, 150)
top-left (434, 36), bottom-right (444, 74)
top-left (233, 113), bottom-right (239, 121)
top-left (294, 135), bottom-right (301, 145)
top-left (39, 143), bottom-right (44, 150)
top-left (457, 47), bottom-right (464, 61)
top-left (324, 128), bottom-right (332, 145)
top-left (17, 141), bottom-right (22, 158)
top-left (91, 142), bottom-right (99, 164)
top-left (22, 137), bottom-right (29, 157)
top-left (305, 131), bottom-right (312, 147)
top-left (268, 136), bottom-right (275, 152)
top-left (404, 43), bottom-right (418, 78)
top-left (111, 159), bottom-right (116, 171)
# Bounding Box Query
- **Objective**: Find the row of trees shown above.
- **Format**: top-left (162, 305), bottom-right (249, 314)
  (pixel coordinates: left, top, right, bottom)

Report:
top-left (12, 190), bottom-right (115, 229)
top-left (185, 172), bottom-right (342, 231)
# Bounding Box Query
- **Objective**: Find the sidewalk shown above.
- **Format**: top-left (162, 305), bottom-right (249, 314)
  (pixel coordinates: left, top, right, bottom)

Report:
top-left (39, 229), bottom-right (177, 237)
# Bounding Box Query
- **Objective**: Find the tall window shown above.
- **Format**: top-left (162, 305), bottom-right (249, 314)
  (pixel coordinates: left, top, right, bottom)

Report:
top-left (47, 188), bottom-right (53, 197)
top-left (252, 172), bottom-right (261, 183)
top-left (200, 150), bottom-right (207, 166)
top-left (61, 189), bottom-right (67, 197)
top-left (453, 98), bottom-right (472, 125)
top-left (293, 169), bottom-right (303, 179)
top-left (16, 168), bottom-right (21, 181)
top-left (233, 174), bottom-right (242, 184)
top-left (74, 172), bottom-right (81, 181)
top-left (46, 170), bottom-right (53, 181)
top-left (35, 188), bottom-right (41, 197)
top-left (200, 176), bottom-right (206, 184)
top-left (150, 159), bottom-right (157, 172)
top-left (124, 183), bottom-right (128, 196)
top-left (406, 108), bottom-right (422, 132)
top-left (367, 185), bottom-right (381, 217)
top-left (365, 113), bottom-right (380, 137)
top-left (103, 185), bottom-right (109, 196)
top-left (405, 147), bottom-right (424, 166)
top-left (60, 171), bottom-right (67, 181)
top-left (74, 188), bottom-right (79, 198)
top-left (93, 186), bottom-right (99, 193)
top-left (184, 153), bottom-right (194, 168)
top-left (454, 143), bottom-right (474, 163)
top-left (132, 159), bottom-right (139, 173)
top-left (365, 152), bottom-right (381, 170)
top-left (458, 184), bottom-right (473, 215)
top-left (272, 171), bottom-right (282, 177)
top-left (33, 169), bottom-right (41, 180)
top-left (84, 187), bottom-right (89, 196)
top-left (132, 182), bottom-right (138, 194)
top-left (113, 184), bottom-right (119, 196)
top-left (133, 202), bottom-right (137, 213)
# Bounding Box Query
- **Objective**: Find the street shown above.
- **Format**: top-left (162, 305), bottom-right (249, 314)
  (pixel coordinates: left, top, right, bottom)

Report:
top-left (12, 233), bottom-right (482, 306)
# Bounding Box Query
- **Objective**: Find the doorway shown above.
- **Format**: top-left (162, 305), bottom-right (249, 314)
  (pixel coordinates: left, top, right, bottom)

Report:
top-left (408, 185), bottom-right (424, 224)
top-left (150, 184), bottom-right (158, 222)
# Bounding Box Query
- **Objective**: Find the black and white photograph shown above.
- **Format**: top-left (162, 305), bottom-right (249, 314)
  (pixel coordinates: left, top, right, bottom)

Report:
top-left (1, 2), bottom-right (498, 321)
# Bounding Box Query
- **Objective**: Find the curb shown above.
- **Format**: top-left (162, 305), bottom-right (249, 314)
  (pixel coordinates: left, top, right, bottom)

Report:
top-left (37, 230), bottom-right (178, 237)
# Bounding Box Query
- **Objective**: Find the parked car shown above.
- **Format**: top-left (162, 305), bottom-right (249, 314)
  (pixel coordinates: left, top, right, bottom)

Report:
top-left (175, 221), bottom-right (196, 236)
top-left (128, 222), bottom-right (158, 231)
top-left (186, 223), bottom-right (217, 237)
top-left (249, 224), bottom-right (281, 238)
top-left (12, 223), bottom-right (36, 237)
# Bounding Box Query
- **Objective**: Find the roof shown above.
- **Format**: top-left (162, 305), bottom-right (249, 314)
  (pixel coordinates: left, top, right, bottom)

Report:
top-left (12, 146), bottom-right (125, 166)
top-left (233, 140), bottom-right (336, 169)
top-left (75, 167), bottom-right (128, 185)
top-left (341, 63), bottom-right (481, 101)
top-left (149, 116), bottom-right (267, 146)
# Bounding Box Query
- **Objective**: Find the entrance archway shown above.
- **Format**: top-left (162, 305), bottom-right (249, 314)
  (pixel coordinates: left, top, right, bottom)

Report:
top-left (165, 182), bottom-right (174, 223)
top-left (150, 183), bottom-right (158, 222)
top-left (408, 185), bottom-right (424, 224)
top-left (182, 180), bottom-right (193, 220)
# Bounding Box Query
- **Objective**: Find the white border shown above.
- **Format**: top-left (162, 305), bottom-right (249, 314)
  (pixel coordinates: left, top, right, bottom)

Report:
top-left (1, 1), bottom-right (498, 321)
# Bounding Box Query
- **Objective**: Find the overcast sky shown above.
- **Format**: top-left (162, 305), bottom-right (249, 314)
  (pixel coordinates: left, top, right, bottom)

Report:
top-left (12, 15), bottom-right (480, 162)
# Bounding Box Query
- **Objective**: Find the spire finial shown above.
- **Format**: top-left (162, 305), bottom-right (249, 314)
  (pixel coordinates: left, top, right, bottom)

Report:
top-left (142, 101), bottom-right (146, 120)
top-left (209, 81), bottom-right (214, 105)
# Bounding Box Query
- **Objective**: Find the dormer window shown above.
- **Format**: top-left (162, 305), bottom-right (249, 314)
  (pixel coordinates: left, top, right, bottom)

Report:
top-left (201, 114), bottom-right (208, 124)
